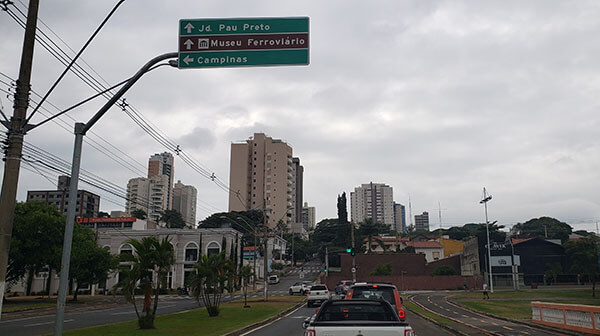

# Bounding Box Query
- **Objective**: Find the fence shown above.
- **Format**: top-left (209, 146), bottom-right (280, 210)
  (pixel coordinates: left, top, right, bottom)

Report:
top-left (532, 301), bottom-right (600, 335)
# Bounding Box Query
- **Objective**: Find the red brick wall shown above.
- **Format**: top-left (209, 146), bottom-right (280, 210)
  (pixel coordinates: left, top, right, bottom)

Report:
top-left (425, 254), bottom-right (461, 274)
top-left (322, 274), bottom-right (483, 291)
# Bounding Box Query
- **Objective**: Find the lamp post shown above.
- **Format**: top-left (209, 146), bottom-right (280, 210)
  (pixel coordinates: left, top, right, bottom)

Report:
top-left (480, 187), bottom-right (494, 293)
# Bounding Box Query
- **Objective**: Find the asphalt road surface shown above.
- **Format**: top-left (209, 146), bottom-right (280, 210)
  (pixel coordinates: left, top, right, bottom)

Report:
top-left (410, 292), bottom-right (569, 336)
top-left (0, 261), bottom-right (324, 336)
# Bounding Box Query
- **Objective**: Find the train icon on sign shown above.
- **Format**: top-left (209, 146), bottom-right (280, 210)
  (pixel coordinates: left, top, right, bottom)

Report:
top-left (198, 38), bottom-right (209, 49)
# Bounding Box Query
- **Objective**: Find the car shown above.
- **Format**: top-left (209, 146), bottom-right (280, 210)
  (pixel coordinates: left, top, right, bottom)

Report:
top-left (289, 281), bottom-right (313, 295)
top-left (334, 280), bottom-right (354, 295)
top-left (345, 283), bottom-right (406, 321)
top-left (303, 299), bottom-right (414, 336)
top-left (268, 275), bottom-right (280, 284)
top-left (306, 284), bottom-right (330, 307)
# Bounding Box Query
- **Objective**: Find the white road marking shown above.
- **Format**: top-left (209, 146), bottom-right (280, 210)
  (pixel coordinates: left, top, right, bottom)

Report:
top-left (25, 319), bottom-right (73, 327)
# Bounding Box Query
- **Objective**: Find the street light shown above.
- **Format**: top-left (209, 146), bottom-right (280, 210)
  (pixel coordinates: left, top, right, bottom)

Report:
top-left (480, 187), bottom-right (494, 293)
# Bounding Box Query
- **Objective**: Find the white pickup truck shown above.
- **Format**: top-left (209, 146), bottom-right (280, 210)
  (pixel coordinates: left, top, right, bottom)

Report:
top-left (303, 299), bottom-right (414, 336)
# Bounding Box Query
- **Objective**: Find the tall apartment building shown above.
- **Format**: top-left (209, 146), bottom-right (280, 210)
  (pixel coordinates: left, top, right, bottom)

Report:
top-left (415, 211), bottom-right (430, 231)
top-left (26, 175), bottom-right (100, 217)
top-left (173, 180), bottom-right (197, 227)
top-left (301, 202), bottom-right (316, 229)
top-left (228, 133), bottom-right (296, 228)
top-left (350, 182), bottom-right (394, 228)
top-left (393, 202), bottom-right (406, 233)
top-left (126, 175), bottom-right (170, 223)
top-left (148, 152), bottom-right (174, 209)
top-left (292, 158), bottom-right (303, 223)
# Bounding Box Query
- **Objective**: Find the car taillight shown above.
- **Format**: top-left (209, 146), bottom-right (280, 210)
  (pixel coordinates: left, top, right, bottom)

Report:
top-left (307, 291), bottom-right (311, 295)
top-left (304, 330), bottom-right (316, 336)
top-left (324, 290), bottom-right (328, 293)
top-left (398, 309), bottom-right (406, 320)
top-left (404, 329), bottom-right (414, 336)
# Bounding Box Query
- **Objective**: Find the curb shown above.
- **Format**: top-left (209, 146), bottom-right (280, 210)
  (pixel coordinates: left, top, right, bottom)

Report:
top-left (405, 295), bottom-right (470, 336)
top-left (445, 295), bottom-right (585, 336)
top-left (223, 299), bottom-right (307, 336)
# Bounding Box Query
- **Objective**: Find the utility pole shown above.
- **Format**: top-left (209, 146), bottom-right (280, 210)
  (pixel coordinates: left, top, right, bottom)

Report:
top-left (0, 0), bottom-right (39, 320)
top-left (325, 246), bottom-right (329, 284)
top-left (263, 204), bottom-right (268, 302)
top-left (480, 187), bottom-right (494, 293)
top-left (351, 221), bottom-right (356, 283)
top-left (253, 234), bottom-right (257, 290)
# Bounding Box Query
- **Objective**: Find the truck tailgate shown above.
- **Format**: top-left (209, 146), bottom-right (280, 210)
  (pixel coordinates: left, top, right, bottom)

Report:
top-left (313, 326), bottom-right (405, 335)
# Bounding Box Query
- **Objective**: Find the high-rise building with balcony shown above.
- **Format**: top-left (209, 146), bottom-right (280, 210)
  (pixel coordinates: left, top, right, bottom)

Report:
top-left (126, 175), bottom-right (170, 223)
top-left (292, 157), bottom-right (303, 223)
top-left (27, 175), bottom-right (100, 218)
top-left (350, 182), bottom-right (394, 228)
top-left (228, 133), bottom-right (296, 228)
top-left (173, 180), bottom-right (197, 227)
top-left (301, 202), bottom-right (316, 229)
top-left (394, 202), bottom-right (406, 233)
top-left (415, 211), bottom-right (430, 231)
top-left (148, 152), bottom-right (174, 209)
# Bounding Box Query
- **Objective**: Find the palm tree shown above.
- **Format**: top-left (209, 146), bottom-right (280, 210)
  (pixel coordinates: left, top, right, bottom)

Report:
top-left (189, 252), bottom-right (234, 316)
top-left (238, 265), bottom-right (253, 308)
top-left (114, 236), bottom-right (174, 329)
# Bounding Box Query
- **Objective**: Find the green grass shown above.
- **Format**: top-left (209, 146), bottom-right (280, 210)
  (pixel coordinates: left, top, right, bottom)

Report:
top-left (64, 296), bottom-right (305, 336)
top-left (452, 289), bottom-right (599, 300)
top-left (3, 303), bottom-right (54, 313)
top-left (452, 289), bottom-right (600, 320)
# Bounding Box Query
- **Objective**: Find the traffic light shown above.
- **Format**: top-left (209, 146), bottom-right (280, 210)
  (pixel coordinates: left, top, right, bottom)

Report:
top-left (351, 248), bottom-right (356, 256)
top-left (346, 248), bottom-right (352, 253)
top-left (324, 266), bottom-right (328, 273)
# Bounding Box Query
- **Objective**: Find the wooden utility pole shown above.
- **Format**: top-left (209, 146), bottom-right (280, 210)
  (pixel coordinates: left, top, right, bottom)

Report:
top-left (0, 0), bottom-right (39, 320)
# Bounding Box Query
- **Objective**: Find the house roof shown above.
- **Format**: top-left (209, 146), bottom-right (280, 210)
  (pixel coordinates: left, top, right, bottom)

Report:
top-left (363, 236), bottom-right (409, 243)
top-left (512, 237), bottom-right (561, 246)
top-left (406, 241), bottom-right (443, 248)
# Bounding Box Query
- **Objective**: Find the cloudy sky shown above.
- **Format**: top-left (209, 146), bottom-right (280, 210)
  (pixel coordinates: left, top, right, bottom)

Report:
top-left (2, 0), bottom-right (600, 232)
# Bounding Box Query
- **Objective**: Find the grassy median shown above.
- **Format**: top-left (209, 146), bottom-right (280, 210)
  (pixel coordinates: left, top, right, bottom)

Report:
top-left (64, 296), bottom-right (305, 336)
top-left (452, 289), bottom-right (600, 320)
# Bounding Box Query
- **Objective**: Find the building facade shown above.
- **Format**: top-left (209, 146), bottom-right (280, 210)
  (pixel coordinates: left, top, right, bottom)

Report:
top-left (393, 202), bottom-right (406, 233)
top-left (228, 133), bottom-right (296, 228)
top-left (172, 180), bottom-right (197, 227)
top-left (148, 152), bottom-right (174, 209)
top-left (350, 182), bottom-right (394, 228)
top-left (415, 211), bottom-right (430, 231)
top-left (301, 202), bottom-right (316, 229)
top-left (26, 175), bottom-right (100, 217)
top-left (126, 175), bottom-right (170, 223)
top-left (292, 157), bottom-right (303, 223)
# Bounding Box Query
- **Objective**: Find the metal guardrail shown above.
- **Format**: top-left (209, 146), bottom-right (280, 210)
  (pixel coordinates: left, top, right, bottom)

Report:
top-left (532, 301), bottom-right (600, 334)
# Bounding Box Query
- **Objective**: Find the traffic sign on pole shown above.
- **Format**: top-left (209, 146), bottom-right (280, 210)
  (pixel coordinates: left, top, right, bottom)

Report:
top-left (178, 17), bottom-right (309, 68)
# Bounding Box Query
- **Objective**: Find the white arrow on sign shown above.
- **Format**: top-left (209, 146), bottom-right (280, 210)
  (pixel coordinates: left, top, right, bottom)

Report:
top-left (183, 39), bottom-right (194, 50)
top-left (183, 55), bottom-right (194, 65)
top-left (184, 23), bottom-right (194, 34)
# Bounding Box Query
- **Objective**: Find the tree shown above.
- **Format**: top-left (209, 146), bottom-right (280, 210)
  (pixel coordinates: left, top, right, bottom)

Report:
top-left (513, 217), bottom-right (572, 243)
top-left (69, 224), bottom-right (118, 301)
top-left (544, 262), bottom-right (563, 285)
top-left (370, 263), bottom-right (392, 276)
top-left (114, 236), bottom-right (175, 329)
top-left (8, 202), bottom-right (64, 295)
top-left (358, 219), bottom-right (390, 253)
top-left (131, 208), bottom-right (147, 220)
top-left (159, 209), bottom-right (186, 228)
top-left (432, 265), bottom-right (457, 276)
top-left (189, 252), bottom-right (234, 316)
top-left (337, 192), bottom-right (348, 223)
top-left (564, 236), bottom-right (599, 297)
top-left (238, 265), bottom-right (253, 308)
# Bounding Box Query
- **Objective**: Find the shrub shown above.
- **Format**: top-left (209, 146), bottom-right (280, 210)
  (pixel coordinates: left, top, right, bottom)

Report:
top-left (370, 263), bottom-right (392, 276)
top-left (432, 265), bottom-right (457, 276)
top-left (271, 262), bottom-right (284, 270)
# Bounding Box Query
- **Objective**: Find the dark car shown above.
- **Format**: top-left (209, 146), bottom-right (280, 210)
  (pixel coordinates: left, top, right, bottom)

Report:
top-left (334, 280), bottom-right (354, 295)
top-left (345, 283), bottom-right (406, 321)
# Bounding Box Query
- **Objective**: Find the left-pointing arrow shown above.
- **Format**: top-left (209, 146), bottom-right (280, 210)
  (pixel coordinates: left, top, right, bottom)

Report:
top-left (183, 55), bottom-right (194, 65)
top-left (184, 39), bottom-right (194, 50)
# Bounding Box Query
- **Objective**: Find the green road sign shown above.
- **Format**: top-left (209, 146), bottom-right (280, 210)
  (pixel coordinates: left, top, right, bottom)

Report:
top-left (178, 17), bottom-right (309, 68)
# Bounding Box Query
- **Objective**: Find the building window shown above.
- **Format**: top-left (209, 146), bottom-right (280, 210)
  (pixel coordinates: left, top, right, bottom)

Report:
top-left (185, 242), bottom-right (199, 262)
top-left (207, 242), bottom-right (220, 256)
top-left (120, 243), bottom-right (133, 255)
top-left (432, 251), bottom-right (440, 260)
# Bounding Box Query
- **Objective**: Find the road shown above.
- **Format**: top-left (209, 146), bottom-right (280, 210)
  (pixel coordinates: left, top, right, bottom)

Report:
top-left (246, 263), bottom-right (456, 336)
top-left (410, 292), bottom-right (568, 336)
top-left (0, 261), bottom-right (323, 336)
